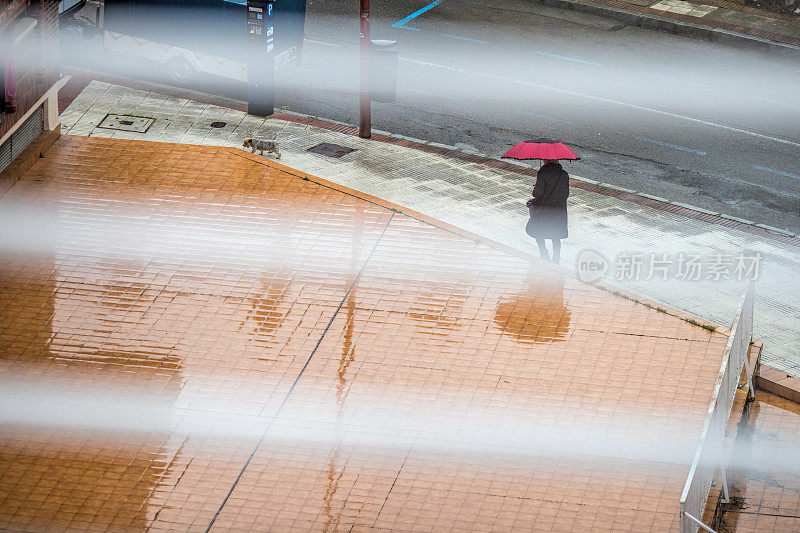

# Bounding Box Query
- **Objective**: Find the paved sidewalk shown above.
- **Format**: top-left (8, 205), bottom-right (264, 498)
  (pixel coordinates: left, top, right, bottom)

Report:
top-left (717, 391), bottom-right (800, 532)
top-left (1, 136), bottom-right (733, 532)
top-left (544, 0), bottom-right (800, 53)
top-left (58, 79), bottom-right (800, 375)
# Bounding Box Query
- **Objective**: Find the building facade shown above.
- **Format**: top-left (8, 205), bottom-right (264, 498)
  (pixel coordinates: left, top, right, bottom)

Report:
top-left (1, 0), bottom-right (60, 179)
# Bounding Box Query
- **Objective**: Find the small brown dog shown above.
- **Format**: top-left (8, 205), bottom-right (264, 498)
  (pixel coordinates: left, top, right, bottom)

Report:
top-left (243, 137), bottom-right (281, 159)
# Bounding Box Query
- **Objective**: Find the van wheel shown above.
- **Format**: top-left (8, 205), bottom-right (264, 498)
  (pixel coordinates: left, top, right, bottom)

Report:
top-left (167, 58), bottom-right (194, 83)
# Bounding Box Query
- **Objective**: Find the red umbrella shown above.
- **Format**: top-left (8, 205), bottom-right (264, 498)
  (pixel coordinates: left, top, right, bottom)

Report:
top-left (502, 138), bottom-right (579, 161)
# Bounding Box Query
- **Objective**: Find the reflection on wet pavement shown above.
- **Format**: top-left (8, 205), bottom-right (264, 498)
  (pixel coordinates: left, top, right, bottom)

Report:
top-left (716, 391), bottom-right (800, 532)
top-left (0, 136), bottom-right (743, 531)
top-left (494, 269), bottom-right (572, 344)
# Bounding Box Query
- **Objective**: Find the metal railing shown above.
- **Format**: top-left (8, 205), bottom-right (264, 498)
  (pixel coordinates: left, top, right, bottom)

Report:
top-left (679, 280), bottom-right (755, 533)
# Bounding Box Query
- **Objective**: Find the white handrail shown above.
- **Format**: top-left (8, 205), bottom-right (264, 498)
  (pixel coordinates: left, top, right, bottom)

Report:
top-left (679, 280), bottom-right (754, 533)
top-left (684, 512), bottom-right (718, 533)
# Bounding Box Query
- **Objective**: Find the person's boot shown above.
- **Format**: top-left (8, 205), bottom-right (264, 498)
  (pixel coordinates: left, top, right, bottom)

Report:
top-left (552, 240), bottom-right (561, 264)
top-left (538, 247), bottom-right (551, 261)
top-left (535, 239), bottom-right (550, 261)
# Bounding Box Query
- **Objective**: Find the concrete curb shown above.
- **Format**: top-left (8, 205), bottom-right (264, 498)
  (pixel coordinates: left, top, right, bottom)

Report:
top-left (59, 69), bottom-right (800, 246)
top-left (55, 71), bottom-right (800, 386)
top-left (537, 0), bottom-right (800, 58)
top-left (236, 146), bottom-right (800, 390)
top-left (758, 362), bottom-right (800, 403)
top-left (275, 107), bottom-right (800, 243)
top-left (57, 69), bottom-right (800, 247)
top-left (279, 109), bottom-right (800, 244)
top-left (233, 146), bottom-right (731, 332)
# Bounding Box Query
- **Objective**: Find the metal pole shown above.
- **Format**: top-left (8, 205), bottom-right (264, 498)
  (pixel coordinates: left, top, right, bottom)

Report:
top-left (359, 0), bottom-right (371, 138)
top-left (718, 457), bottom-right (731, 504)
top-left (246, 0), bottom-right (275, 117)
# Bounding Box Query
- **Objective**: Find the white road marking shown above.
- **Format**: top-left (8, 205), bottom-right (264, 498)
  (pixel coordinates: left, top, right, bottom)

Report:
top-left (519, 110), bottom-right (572, 124)
top-left (636, 136), bottom-right (707, 156)
top-left (641, 72), bottom-right (710, 88)
top-left (400, 57), bottom-right (800, 149)
top-left (754, 165), bottom-right (800, 181)
top-left (304, 38), bottom-right (342, 48)
top-left (534, 50), bottom-right (601, 66)
top-left (755, 97), bottom-right (800, 111)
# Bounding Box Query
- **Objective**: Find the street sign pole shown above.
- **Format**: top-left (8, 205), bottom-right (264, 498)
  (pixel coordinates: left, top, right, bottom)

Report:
top-left (247, 0), bottom-right (275, 116)
top-left (358, 0), bottom-right (371, 139)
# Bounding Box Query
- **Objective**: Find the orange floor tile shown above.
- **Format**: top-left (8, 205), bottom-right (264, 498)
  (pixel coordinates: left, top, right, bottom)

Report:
top-left (715, 391), bottom-right (800, 533)
top-left (0, 136), bottom-right (736, 531)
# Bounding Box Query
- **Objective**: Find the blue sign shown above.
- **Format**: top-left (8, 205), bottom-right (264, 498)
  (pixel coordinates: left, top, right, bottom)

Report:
top-left (246, 0), bottom-right (274, 52)
top-left (265, 1), bottom-right (274, 53)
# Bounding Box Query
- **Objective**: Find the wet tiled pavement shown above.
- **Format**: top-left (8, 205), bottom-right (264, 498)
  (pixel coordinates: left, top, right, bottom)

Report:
top-left (717, 391), bottom-right (800, 533)
top-left (57, 80), bottom-right (800, 377)
top-left (0, 136), bottom-right (737, 531)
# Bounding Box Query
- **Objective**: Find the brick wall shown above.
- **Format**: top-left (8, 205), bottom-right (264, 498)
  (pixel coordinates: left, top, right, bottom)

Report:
top-left (0, 0), bottom-right (60, 140)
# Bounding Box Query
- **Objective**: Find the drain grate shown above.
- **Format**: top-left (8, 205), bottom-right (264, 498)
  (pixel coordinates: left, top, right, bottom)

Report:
top-left (210, 121), bottom-right (227, 128)
top-left (307, 142), bottom-right (356, 158)
top-left (97, 114), bottom-right (155, 133)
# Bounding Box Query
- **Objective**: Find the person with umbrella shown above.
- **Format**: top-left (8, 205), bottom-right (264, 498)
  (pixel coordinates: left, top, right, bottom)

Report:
top-left (502, 139), bottom-right (578, 264)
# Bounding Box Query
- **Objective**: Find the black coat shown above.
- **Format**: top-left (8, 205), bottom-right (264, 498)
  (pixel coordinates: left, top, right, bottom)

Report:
top-left (527, 162), bottom-right (569, 239)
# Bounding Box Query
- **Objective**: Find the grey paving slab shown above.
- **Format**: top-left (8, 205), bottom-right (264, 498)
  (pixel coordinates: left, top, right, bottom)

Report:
top-left (60, 81), bottom-right (800, 375)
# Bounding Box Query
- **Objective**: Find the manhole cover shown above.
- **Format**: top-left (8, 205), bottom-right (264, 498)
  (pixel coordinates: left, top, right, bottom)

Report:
top-left (97, 114), bottom-right (155, 133)
top-left (210, 121), bottom-right (227, 128)
top-left (307, 143), bottom-right (356, 158)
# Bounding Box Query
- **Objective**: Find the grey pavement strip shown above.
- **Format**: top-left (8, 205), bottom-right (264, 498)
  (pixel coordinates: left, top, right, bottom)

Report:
top-left (59, 81), bottom-right (800, 376)
top-left (538, 0), bottom-right (800, 58)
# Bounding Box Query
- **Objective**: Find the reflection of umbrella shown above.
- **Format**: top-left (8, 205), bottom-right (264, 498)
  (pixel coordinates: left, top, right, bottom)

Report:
top-left (493, 271), bottom-right (572, 344)
top-left (502, 138), bottom-right (580, 161)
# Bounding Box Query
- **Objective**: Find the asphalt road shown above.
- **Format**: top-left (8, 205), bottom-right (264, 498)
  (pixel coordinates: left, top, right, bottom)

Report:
top-left (276, 0), bottom-right (800, 233)
top-left (59, 0), bottom-right (800, 232)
